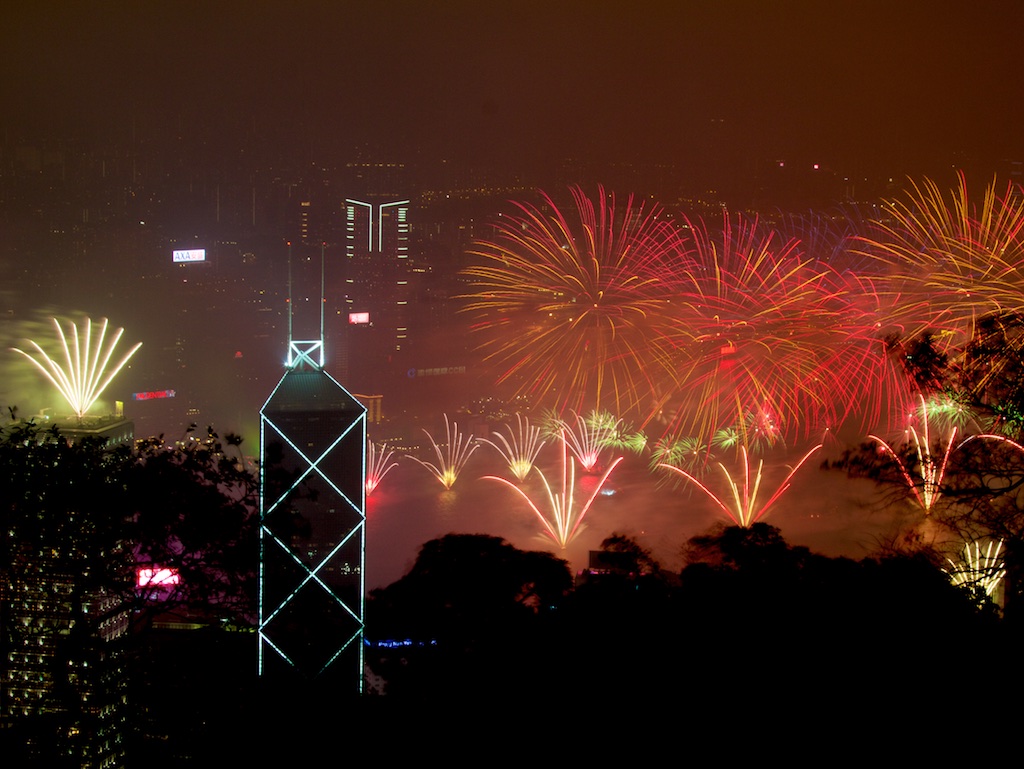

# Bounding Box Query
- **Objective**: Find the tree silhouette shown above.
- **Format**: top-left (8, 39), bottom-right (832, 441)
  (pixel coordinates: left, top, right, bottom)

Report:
top-left (365, 533), bottom-right (572, 700)
top-left (0, 415), bottom-right (261, 763)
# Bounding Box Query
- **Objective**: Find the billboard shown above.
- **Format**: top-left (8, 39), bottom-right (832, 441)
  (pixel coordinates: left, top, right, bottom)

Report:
top-left (172, 248), bottom-right (207, 263)
top-left (133, 389), bottom-right (176, 401)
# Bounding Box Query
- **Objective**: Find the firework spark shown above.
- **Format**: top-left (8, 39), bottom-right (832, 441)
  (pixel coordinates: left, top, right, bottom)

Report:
top-left (406, 414), bottom-right (479, 490)
top-left (869, 396), bottom-right (959, 514)
top-left (366, 440), bottom-right (398, 496)
top-left (656, 211), bottom-right (897, 443)
top-left (915, 392), bottom-right (979, 434)
top-left (650, 436), bottom-right (713, 476)
top-left (459, 186), bottom-right (681, 417)
top-left (11, 316), bottom-right (141, 418)
top-left (855, 172), bottom-right (1024, 348)
top-left (478, 413), bottom-right (546, 482)
top-left (945, 539), bottom-right (1006, 602)
top-left (483, 431), bottom-right (624, 548)
top-left (659, 443), bottom-right (823, 527)
top-left (543, 410), bottom-right (622, 473)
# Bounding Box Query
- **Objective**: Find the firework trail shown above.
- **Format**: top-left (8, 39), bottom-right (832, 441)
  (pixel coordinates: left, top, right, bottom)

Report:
top-left (482, 431), bottom-right (624, 548)
top-left (366, 440), bottom-right (398, 496)
top-left (459, 186), bottom-right (682, 417)
top-left (870, 395), bottom-right (1024, 514)
top-left (659, 443), bottom-right (823, 527)
top-left (650, 436), bottom-right (713, 474)
top-left (541, 409), bottom-right (622, 473)
top-left (478, 413), bottom-right (546, 482)
top-left (406, 414), bottom-right (479, 490)
top-left (945, 539), bottom-right (1006, 602)
top-left (869, 395), bottom-right (960, 514)
top-left (11, 316), bottom-right (141, 418)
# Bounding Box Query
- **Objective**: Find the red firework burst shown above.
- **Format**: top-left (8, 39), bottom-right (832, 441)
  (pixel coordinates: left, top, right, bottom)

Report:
top-left (654, 211), bottom-right (906, 442)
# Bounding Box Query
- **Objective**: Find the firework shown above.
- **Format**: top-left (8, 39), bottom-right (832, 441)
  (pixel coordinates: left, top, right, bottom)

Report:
top-left (873, 394), bottom-right (1024, 514)
top-left (659, 443), bottom-right (823, 527)
top-left (11, 316), bottom-right (141, 418)
top-left (854, 172), bottom-right (1024, 348)
top-left (656, 211), bottom-right (898, 443)
top-left (459, 186), bottom-right (682, 417)
top-left (712, 407), bottom-right (785, 455)
top-left (869, 395), bottom-right (959, 514)
top-left (406, 414), bottom-right (479, 490)
top-left (915, 392), bottom-right (979, 434)
top-left (945, 539), bottom-right (1006, 601)
top-left (482, 431), bottom-right (624, 548)
top-left (651, 436), bottom-right (712, 474)
top-left (542, 410), bottom-right (623, 473)
top-left (366, 440), bottom-right (398, 496)
top-left (478, 413), bottom-right (546, 482)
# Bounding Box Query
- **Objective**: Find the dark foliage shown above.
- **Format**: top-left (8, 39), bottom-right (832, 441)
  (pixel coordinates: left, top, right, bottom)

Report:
top-left (887, 331), bottom-right (948, 391)
top-left (126, 426), bottom-right (259, 629)
top-left (362, 524), bottom-right (1012, 714)
top-left (365, 533), bottom-right (573, 700)
top-left (0, 415), bottom-right (260, 763)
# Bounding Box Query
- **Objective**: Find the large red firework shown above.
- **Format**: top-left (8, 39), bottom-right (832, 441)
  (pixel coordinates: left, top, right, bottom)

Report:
top-left (654, 211), bottom-right (904, 443)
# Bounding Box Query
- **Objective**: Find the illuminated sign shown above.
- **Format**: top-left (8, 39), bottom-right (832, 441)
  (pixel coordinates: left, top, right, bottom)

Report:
top-left (172, 248), bottom-right (207, 263)
top-left (133, 390), bottom-right (176, 400)
top-left (348, 312), bottom-right (370, 324)
top-left (137, 567), bottom-right (180, 587)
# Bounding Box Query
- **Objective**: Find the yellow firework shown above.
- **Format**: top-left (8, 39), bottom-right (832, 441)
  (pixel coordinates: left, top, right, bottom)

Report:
top-left (854, 172), bottom-right (1024, 348)
top-left (459, 186), bottom-right (682, 418)
top-left (11, 317), bottom-right (141, 419)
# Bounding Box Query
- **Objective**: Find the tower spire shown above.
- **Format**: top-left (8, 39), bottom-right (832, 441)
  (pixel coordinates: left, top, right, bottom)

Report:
top-left (285, 241), bottom-right (325, 370)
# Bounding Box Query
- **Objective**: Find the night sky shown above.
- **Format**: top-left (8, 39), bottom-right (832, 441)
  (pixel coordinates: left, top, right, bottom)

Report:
top-left (4, 0), bottom-right (1022, 182)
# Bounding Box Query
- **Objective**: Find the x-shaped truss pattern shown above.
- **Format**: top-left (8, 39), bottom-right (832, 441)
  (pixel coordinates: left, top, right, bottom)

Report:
top-left (259, 369), bottom-right (366, 687)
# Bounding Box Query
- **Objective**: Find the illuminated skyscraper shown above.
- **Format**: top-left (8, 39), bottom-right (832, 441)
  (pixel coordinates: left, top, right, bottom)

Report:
top-left (258, 245), bottom-right (366, 691)
top-left (342, 197), bottom-right (414, 367)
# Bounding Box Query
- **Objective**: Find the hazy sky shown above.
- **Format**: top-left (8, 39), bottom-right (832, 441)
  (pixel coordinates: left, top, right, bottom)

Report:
top-left (4, 1), bottom-right (1022, 180)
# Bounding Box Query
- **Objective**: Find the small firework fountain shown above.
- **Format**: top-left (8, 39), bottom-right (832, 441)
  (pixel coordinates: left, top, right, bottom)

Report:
top-left (659, 443), bottom-right (823, 528)
top-left (483, 430), bottom-right (624, 549)
top-left (478, 413), bottom-right (546, 482)
top-left (945, 540), bottom-right (1006, 605)
top-left (11, 317), bottom-right (141, 419)
top-left (406, 413), bottom-right (479, 490)
top-left (366, 439), bottom-right (399, 496)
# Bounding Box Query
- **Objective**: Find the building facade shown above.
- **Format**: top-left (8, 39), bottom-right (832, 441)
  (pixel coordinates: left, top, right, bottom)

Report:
top-left (258, 243), bottom-right (367, 693)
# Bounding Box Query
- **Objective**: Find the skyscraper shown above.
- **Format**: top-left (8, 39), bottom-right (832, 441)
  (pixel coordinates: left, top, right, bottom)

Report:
top-left (340, 197), bottom-right (414, 390)
top-left (0, 423), bottom-right (131, 767)
top-left (258, 245), bottom-right (367, 692)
